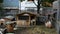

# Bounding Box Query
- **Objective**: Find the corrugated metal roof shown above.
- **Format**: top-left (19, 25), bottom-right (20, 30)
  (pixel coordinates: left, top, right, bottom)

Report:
top-left (5, 10), bottom-right (19, 16)
top-left (21, 1), bottom-right (37, 10)
top-left (3, 0), bottom-right (19, 7)
top-left (4, 16), bottom-right (14, 19)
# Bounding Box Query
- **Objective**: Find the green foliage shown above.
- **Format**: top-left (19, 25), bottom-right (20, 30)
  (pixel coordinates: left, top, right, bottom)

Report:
top-left (0, 0), bottom-right (3, 3)
top-left (41, 0), bottom-right (55, 3)
top-left (0, 0), bottom-right (3, 10)
top-left (20, 0), bottom-right (25, 2)
top-left (0, 7), bottom-right (3, 10)
top-left (20, 0), bottom-right (55, 3)
top-left (41, 0), bottom-right (55, 7)
top-left (20, 0), bottom-right (55, 7)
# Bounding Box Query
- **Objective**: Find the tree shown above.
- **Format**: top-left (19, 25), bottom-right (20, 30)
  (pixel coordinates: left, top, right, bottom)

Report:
top-left (0, 0), bottom-right (3, 10)
top-left (33, 0), bottom-right (55, 14)
top-left (41, 0), bottom-right (55, 7)
top-left (33, 0), bottom-right (55, 24)
top-left (20, 0), bottom-right (25, 2)
top-left (0, 0), bottom-right (3, 18)
top-left (0, 0), bottom-right (3, 3)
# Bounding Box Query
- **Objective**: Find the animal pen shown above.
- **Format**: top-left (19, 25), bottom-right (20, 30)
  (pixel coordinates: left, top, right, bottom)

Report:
top-left (52, 1), bottom-right (60, 34)
top-left (16, 12), bottom-right (37, 27)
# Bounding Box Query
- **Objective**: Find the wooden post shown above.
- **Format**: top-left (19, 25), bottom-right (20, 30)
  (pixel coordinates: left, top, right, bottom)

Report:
top-left (29, 15), bottom-right (31, 26)
top-left (34, 16), bottom-right (36, 26)
top-left (16, 16), bottom-right (18, 26)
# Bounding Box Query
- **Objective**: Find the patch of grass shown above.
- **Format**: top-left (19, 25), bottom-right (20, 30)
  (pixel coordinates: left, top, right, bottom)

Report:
top-left (27, 25), bottom-right (57, 34)
top-left (19, 25), bottom-right (57, 34)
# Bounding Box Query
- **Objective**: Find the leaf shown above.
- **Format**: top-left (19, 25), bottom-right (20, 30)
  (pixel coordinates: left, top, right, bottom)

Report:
top-left (0, 0), bottom-right (3, 3)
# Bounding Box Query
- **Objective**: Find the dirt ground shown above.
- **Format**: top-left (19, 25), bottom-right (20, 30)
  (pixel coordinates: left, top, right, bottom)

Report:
top-left (15, 25), bottom-right (57, 34)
